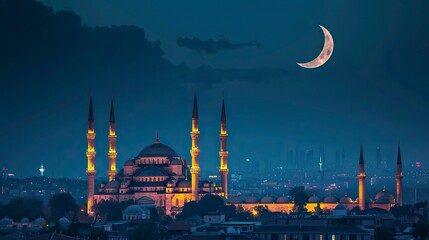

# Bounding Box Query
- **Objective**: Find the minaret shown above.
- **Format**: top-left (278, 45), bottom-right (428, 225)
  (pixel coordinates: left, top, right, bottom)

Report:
top-left (107, 100), bottom-right (117, 182)
top-left (190, 94), bottom-right (201, 202)
top-left (396, 144), bottom-right (403, 206)
top-left (219, 98), bottom-right (229, 199)
top-left (358, 144), bottom-right (366, 210)
top-left (86, 96), bottom-right (96, 216)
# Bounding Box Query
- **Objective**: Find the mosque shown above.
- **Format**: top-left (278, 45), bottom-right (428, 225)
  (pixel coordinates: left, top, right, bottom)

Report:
top-left (84, 95), bottom-right (403, 216)
top-left (85, 95), bottom-right (229, 216)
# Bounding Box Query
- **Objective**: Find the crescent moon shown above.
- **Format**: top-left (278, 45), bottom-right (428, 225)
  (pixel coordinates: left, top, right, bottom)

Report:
top-left (297, 25), bottom-right (334, 68)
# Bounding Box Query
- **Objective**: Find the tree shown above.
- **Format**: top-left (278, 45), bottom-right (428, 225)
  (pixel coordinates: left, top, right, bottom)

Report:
top-left (2, 197), bottom-right (44, 221)
top-left (198, 195), bottom-right (224, 213)
top-left (177, 201), bottom-right (199, 220)
top-left (89, 227), bottom-right (108, 240)
top-left (289, 187), bottom-right (309, 213)
top-left (49, 193), bottom-right (78, 221)
top-left (93, 199), bottom-right (134, 221)
top-left (374, 226), bottom-right (393, 240)
top-left (413, 219), bottom-right (428, 240)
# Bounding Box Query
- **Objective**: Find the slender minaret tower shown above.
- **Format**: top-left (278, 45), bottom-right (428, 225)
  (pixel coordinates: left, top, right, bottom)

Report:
top-left (86, 96), bottom-right (96, 215)
top-left (190, 94), bottom-right (201, 202)
top-left (396, 144), bottom-right (403, 206)
top-left (107, 100), bottom-right (117, 182)
top-left (358, 144), bottom-right (366, 210)
top-left (219, 98), bottom-right (229, 199)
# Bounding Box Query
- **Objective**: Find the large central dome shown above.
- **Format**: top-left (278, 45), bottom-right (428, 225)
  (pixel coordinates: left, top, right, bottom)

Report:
top-left (138, 142), bottom-right (179, 158)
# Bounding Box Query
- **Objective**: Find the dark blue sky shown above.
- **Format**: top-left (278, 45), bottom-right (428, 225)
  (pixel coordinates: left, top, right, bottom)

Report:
top-left (0, 0), bottom-right (428, 178)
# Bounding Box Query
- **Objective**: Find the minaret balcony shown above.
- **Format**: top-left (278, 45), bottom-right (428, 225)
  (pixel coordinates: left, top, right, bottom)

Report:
top-left (219, 151), bottom-right (229, 157)
top-left (190, 167), bottom-right (200, 174)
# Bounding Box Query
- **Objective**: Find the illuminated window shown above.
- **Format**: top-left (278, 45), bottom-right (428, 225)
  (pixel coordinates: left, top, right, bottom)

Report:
top-left (176, 198), bottom-right (179, 206)
top-left (332, 235), bottom-right (335, 240)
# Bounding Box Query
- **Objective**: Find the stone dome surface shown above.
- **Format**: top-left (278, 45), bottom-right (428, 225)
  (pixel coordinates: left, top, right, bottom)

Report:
top-left (339, 195), bottom-right (354, 203)
top-left (33, 217), bottom-right (46, 226)
top-left (138, 143), bottom-right (179, 158)
top-left (323, 196), bottom-right (339, 203)
top-left (0, 217), bottom-right (13, 225)
top-left (276, 195), bottom-right (292, 203)
top-left (229, 196), bottom-right (244, 204)
top-left (308, 195), bottom-right (321, 203)
top-left (124, 160), bottom-right (134, 166)
top-left (135, 166), bottom-right (168, 176)
top-left (245, 195), bottom-right (259, 203)
top-left (177, 179), bottom-right (191, 188)
top-left (58, 217), bottom-right (70, 226)
top-left (136, 196), bottom-right (155, 205)
top-left (104, 181), bottom-right (120, 189)
top-left (374, 188), bottom-right (395, 203)
top-left (260, 195), bottom-right (274, 203)
top-left (124, 205), bottom-right (144, 215)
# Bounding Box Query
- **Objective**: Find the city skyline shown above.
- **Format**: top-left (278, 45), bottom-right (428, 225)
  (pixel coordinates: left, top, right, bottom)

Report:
top-left (0, 0), bottom-right (428, 179)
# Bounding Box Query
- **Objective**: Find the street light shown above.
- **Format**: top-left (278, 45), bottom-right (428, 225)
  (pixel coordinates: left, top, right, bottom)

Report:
top-left (252, 209), bottom-right (258, 221)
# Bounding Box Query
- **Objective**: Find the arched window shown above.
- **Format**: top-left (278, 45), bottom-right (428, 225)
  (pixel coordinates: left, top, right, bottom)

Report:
top-left (176, 198), bottom-right (179, 206)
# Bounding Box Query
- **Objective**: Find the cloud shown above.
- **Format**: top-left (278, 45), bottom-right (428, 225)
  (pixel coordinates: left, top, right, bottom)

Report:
top-left (176, 37), bottom-right (261, 54)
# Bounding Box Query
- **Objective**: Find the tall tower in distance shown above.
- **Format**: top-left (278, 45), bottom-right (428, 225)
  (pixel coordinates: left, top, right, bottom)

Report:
top-left (358, 144), bottom-right (366, 210)
top-left (396, 144), bottom-right (403, 206)
top-left (219, 97), bottom-right (229, 199)
top-left (39, 161), bottom-right (45, 177)
top-left (190, 94), bottom-right (201, 202)
top-left (108, 100), bottom-right (117, 182)
top-left (86, 96), bottom-right (96, 216)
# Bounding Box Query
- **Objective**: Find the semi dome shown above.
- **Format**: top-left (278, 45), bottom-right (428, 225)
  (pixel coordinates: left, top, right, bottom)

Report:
top-left (177, 179), bottom-right (191, 188)
top-left (374, 187), bottom-right (395, 204)
top-left (124, 160), bottom-right (134, 166)
top-left (260, 195), bottom-right (274, 203)
top-left (135, 166), bottom-right (168, 177)
top-left (138, 143), bottom-right (179, 158)
top-left (170, 158), bottom-right (183, 165)
top-left (308, 195), bottom-right (321, 203)
top-left (20, 217), bottom-right (30, 223)
top-left (136, 196), bottom-right (155, 205)
top-left (104, 181), bottom-right (120, 189)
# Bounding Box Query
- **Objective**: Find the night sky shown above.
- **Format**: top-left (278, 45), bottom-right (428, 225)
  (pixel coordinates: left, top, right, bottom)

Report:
top-left (0, 0), bottom-right (428, 178)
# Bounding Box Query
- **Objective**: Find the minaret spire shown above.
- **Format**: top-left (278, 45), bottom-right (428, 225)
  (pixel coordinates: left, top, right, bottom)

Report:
top-left (219, 97), bottom-right (229, 199)
top-left (358, 143), bottom-right (366, 210)
top-left (86, 96), bottom-right (96, 216)
top-left (107, 99), bottom-right (117, 182)
top-left (190, 94), bottom-right (201, 202)
top-left (396, 143), bottom-right (403, 206)
top-left (155, 130), bottom-right (160, 144)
